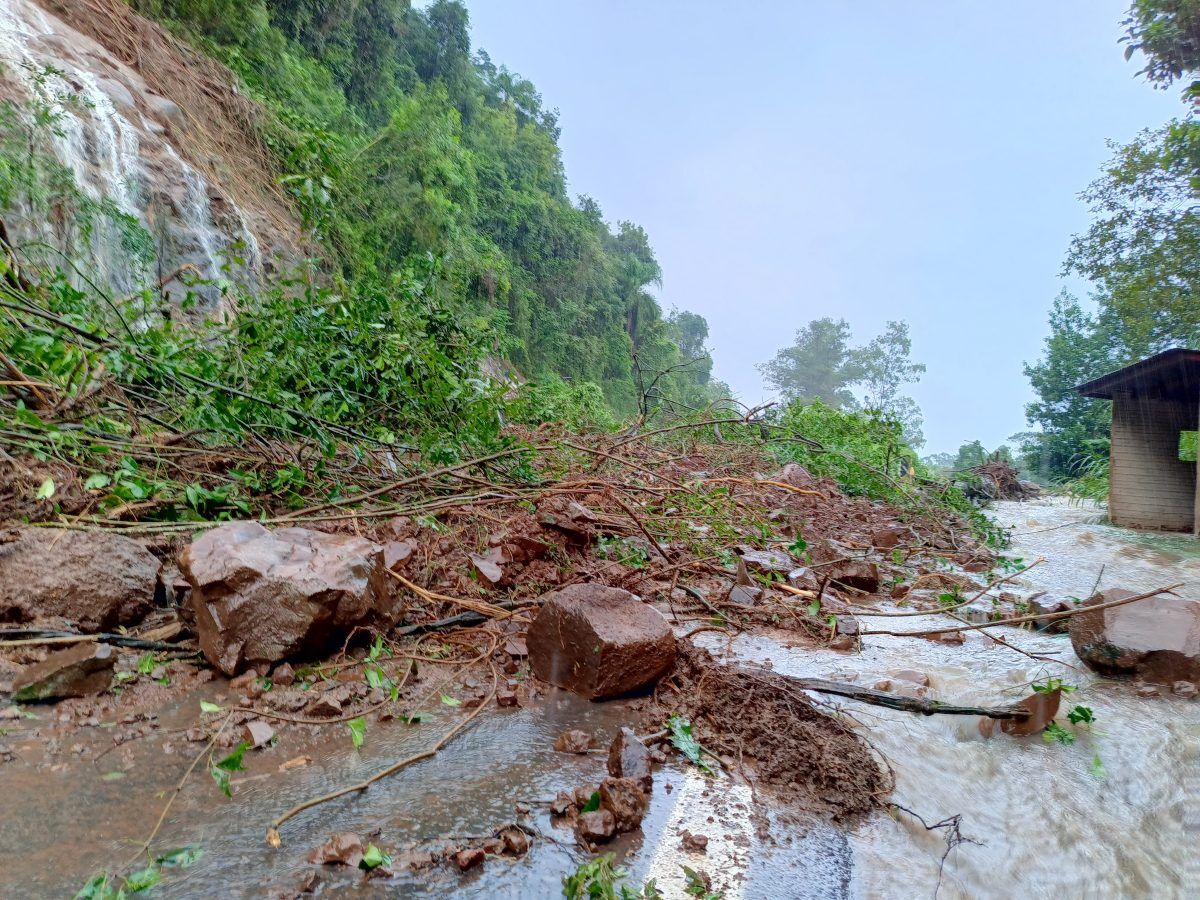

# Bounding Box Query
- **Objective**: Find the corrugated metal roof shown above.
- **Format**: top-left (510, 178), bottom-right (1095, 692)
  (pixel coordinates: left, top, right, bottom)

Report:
top-left (1077, 348), bottom-right (1200, 401)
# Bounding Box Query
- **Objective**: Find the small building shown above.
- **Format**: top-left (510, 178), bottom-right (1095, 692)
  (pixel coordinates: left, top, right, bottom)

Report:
top-left (1077, 348), bottom-right (1200, 533)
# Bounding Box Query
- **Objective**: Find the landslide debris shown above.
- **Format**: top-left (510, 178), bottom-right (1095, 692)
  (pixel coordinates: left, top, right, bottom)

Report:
top-left (648, 645), bottom-right (890, 818)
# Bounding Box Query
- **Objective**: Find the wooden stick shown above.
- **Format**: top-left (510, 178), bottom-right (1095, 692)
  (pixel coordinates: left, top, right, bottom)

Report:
top-left (788, 677), bottom-right (1030, 719)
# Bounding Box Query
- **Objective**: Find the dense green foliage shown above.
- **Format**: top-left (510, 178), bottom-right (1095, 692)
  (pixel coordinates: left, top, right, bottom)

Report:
top-left (127, 0), bottom-right (719, 419)
top-left (1024, 5), bottom-right (1200, 484)
top-left (759, 318), bottom-right (926, 446)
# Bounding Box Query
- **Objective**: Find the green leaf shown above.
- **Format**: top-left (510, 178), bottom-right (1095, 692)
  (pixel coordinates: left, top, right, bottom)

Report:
top-left (83, 473), bottom-right (111, 491)
top-left (210, 766), bottom-right (232, 799)
top-left (74, 872), bottom-right (122, 900)
top-left (155, 845), bottom-right (203, 869)
top-left (440, 694), bottom-right (461, 707)
top-left (667, 714), bottom-right (714, 775)
top-left (581, 790), bottom-right (601, 813)
top-left (199, 701), bottom-right (222, 714)
top-left (359, 843), bottom-right (391, 870)
top-left (1067, 704), bottom-right (1094, 726)
top-left (348, 716), bottom-right (366, 749)
top-left (1089, 754), bottom-right (1107, 778)
top-left (123, 865), bottom-right (161, 892)
top-left (137, 653), bottom-right (157, 675)
top-left (215, 741), bottom-right (250, 773)
top-left (36, 477), bottom-right (55, 500)
top-left (806, 599), bottom-right (821, 617)
top-left (100, 771), bottom-right (124, 782)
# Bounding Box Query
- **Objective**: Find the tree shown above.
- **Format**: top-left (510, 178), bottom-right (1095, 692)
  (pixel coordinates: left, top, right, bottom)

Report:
top-left (852, 320), bottom-right (926, 447)
top-left (1065, 122), bottom-right (1200, 355)
top-left (1122, 0), bottom-right (1200, 90)
top-left (758, 317), bottom-right (863, 408)
top-left (1021, 291), bottom-right (1116, 478)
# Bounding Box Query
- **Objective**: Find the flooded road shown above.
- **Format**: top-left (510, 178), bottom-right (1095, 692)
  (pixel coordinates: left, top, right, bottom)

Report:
top-left (3, 498), bottom-right (1199, 897)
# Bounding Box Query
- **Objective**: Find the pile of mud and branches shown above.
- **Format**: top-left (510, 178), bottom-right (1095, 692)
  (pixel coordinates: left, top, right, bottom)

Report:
top-left (648, 644), bottom-right (891, 817)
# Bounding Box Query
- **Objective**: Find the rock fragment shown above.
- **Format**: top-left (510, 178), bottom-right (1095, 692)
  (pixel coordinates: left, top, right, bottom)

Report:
top-left (607, 727), bottom-right (653, 793)
top-left (1069, 589), bottom-right (1200, 682)
top-left (306, 833), bottom-right (363, 867)
top-left (574, 809), bottom-right (616, 844)
top-left (12, 643), bottom-right (115, 702)
top-left (527, 585), bottom-right (676, 700)
top-left (599, 776), bottom-right (648, 833)
top-left (554, 729), bottom-right (595, 753)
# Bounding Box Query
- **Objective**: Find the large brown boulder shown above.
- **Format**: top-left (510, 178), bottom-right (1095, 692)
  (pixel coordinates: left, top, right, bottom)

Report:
top-left (1069, 589), bottom-right (1200, 683)
top-left (181, 522), bottom-right (397, 675)
top-left (0, 528), bottom-right (158, 631)
top-left (527, 585), bottom-right (676, 700)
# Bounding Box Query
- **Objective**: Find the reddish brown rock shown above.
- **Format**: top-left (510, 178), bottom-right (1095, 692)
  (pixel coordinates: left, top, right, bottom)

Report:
top-left (599, 777), bottom-right (648, 833)
top-left (574, 809), bottom-right (616, 844)
top-left (243, 719), bottom-right (276, 748)
top-left (272, 663), bottom-right (296, 686)
top-left (979, 689), bottom-right (1061, 738)
top-left (499, 826), bottom-right (530, 856)
top-left (550, 791), bottom-right (575, 817)
top-left (680, 830), bottom-right (709, 853)
top-left (527, 585), bottom-right (676, 700)
top-left (382, 539), bottom-right (417, 569)
top-left (454, 848), bottom-right (485, 870)
top-left (554, 729), bottom-right (595, 753)
top-left (306, 833), bottom-right (363, 867)
top-left (469, 551), bottom-right (504, 586)
top-left (828, 560), bottom-right (880, 593)
top-left (0, 528), bottom-right (158, 631)
top-left (1069, 589), bottom-right (1200, 682)
top-left (181, 522), bottom-right (398, 675)
top-left (12, 643), bottom-right (115, 702)
top-left (870, 525), bottom-right (912, 550)
top-left (607, 727), bottom-right (653, 793)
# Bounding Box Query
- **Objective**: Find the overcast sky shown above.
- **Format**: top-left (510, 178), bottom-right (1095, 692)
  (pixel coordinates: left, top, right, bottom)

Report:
top-left (463, 1), bottom-right (1180, 454)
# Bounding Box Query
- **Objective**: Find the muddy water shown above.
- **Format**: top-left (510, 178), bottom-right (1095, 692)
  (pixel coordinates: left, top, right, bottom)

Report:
top-left (0, 684), bottom-right (846, 898)
top-left (4, 497), bottom-right (1200, 897)
top-left (697, 497), bottom-right (1200, 897)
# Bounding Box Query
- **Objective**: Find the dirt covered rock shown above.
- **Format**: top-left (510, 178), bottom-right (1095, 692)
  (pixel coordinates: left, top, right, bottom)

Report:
top-left (181, 522), bottom-right (397, 675)
top-left (12, 642), bottom-right (115, 701)
top-left (607, 726), bottom-right (653, 792)
top-left (599, 776), bottom-right (648, 832)
top-left (1069, 589), bottom-right (1200, 682)
top-left (0, 528), bottom-right (158, 631)
top-left (527, 584), bottom-right (676, 700)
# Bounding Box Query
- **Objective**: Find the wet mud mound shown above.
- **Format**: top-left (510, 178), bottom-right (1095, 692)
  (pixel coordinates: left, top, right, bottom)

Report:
top-left (651, 645), bottom-right (890, 817)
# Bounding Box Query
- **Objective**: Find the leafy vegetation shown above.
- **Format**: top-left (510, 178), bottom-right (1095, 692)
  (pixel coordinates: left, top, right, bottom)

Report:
top-left (562, 854), bottom-right (660, 900)
top-left (118, 0), bottom-right (722, 420)
top-left (1024, 4), bottom-right (1200, 482)
top-left (666, 714), bottom-right (714, 775)
top-left (759, 318), bottom-right (926, 446)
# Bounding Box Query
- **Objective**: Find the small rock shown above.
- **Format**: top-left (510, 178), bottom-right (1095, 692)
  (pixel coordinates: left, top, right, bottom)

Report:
top-left (279, 755), bottom-right (311, 771)
top-left (393, 850), bottom-right (435, 870)
top-left (296, 870), bottom-right (320, 894)
top-left (306, 832), bottom-right (363, 867)
top-left (554, 729), bottom-right (595, 754)
top-left (607, 727), bottom-right (653, 793)
top-left (599, 777), bottom-right (648, 833)
top-left (829, 635), bottom-right (855, 651)
top-left (680, 830), bottom-right (709, 853)
top-left (503, 636), bottom-right (527, 657)
top-left (496, 687), bottom-right (519, 708)
top-left (499, 826), bottom-right (530, 856)
top-left (892, 670), bottom-right (931, 687)
top-left (727, 584), bottom-right (763, 606)
top-left (0, 706), bottom-right (20, 720)
top-left (12, 643), bottom-right (116, 702)
top-left (787, 567), bottom-right (819, 590)
top-left (924, 630), bottom-right (965, 645)
top-left (305, 694), bottom-right (344, 718)
top-left (739, 549), bottom-right (793, 576)
top-left (1136, 683), bottom-right (1161, 698)
top-left (469, 551), bottom-right (504, 586)
top-left (550, 791), bottom-right (575, 817)
top-left (244, 720), bottom-right (276, 748)
top-left (829, 560), bottom-right (880, 594)
top-left (574, 809), bottom-right (616, 844)
top-left (382, 539), bottom-right (417, 569)
top-left (870, 525), bottom-right (912, 550)
top-left (272, 663), bottom-right (296, 686)
top-left (454, 848), bottom-right (485, 870)
top-left (482, 838), bottom-right (505, 855)
top-left (835, 615), bottom-right (859, 636)
top-left (230, 670), bottom-right (258, 691)
top-left (1173, 681), bottom-right (1198, 699)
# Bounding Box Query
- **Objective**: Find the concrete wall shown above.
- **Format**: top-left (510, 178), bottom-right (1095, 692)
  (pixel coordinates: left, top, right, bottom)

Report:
top-left (1108, 395), bottom-right (1198, 532)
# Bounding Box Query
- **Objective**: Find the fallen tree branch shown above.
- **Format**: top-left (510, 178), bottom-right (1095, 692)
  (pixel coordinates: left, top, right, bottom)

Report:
top-left (859, 582), bottom-right (1183, 638)
top-left (781, 676), bottom-right (1030, 719)
top-left (0, 623), bottom-right (186, 650)
top-left (266, 648), bottom-right (498, 846)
